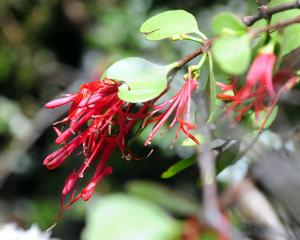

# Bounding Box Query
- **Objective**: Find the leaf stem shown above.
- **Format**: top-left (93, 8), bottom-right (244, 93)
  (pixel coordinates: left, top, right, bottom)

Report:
top-left (181, 34), bottom-right (204, 43)
top-left (196, 53), bottom-right (207, 69)
top-left (196, 29), bottom-right (209, 41)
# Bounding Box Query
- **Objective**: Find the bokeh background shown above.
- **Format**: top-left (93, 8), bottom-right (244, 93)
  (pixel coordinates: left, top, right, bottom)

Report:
top-left (1, 0), bottom-right (291, 239)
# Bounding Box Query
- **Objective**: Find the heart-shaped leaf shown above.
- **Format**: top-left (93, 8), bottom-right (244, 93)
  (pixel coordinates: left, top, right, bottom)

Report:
top-left (140, 10), bottom-right (199, 40)
top-left (212, 35), bottom-right (251, 75)
top-left (106, 57), bottom-right (176, 103)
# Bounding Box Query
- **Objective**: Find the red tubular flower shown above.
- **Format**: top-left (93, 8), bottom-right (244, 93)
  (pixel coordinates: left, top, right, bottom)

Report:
top-left (44, 79), bottom-right (149, 220)
top-left (217, 50), bottom-right (299, 129)
top-left (217, 51), bottom-right (277, 122)
top-left (145, 78), bottom-right (199, 145)
top-left (241, 52), bottom-right (276, 100)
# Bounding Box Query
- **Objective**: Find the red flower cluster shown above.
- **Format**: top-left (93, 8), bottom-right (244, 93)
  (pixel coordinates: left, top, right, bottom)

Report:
top-left (217, 52), bottom-right (277, 122)
top-left (44, 79), bottom-right (150, 218)
top-left (217, 51), bottom-right (298, 128)
top-left (44, 76), bottom-right (199, 220)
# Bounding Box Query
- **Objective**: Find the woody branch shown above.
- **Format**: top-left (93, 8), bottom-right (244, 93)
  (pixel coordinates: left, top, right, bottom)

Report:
top-left (243, 0), bottom-right (300, 26)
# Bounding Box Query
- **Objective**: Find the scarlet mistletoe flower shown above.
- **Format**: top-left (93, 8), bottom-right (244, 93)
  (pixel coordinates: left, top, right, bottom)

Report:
top-left (145, 78), bottom-right (199, 145)
top-left (217, 50), bottom-right (277, 122)
top-left (217, 49), bottom-right (299, 129)
top-left (44, 79), bottom-right (149, 220)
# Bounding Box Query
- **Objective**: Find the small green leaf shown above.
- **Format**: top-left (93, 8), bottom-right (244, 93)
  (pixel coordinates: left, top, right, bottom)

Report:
top-left (212, 35), bottom-right (251, 75)
top-left (212, 12), bottom-right (246, 36)
top-left (181, 134), bottom-right (205, 146)
top-left (140, 10), bottom-right (199, 40)
top-left (106, 57), bottom-right (176, 103)
top-left (161, 156), bottom-right (196, 179)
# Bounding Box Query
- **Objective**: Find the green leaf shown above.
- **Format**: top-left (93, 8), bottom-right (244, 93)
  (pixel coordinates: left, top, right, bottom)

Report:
top-left (161, 156), bottom-right (196, 179)
top-left (81, 194), bottom-right (180, 240)
top-left (140, 10), bottom-right (199, 40)
top-left (212, 12), bottom-right (246, 36)
top-left (280, 25), bottom-right (300, 56)
top-left (270, 0), bottom-right (300, 56)
top-left (106, 57), bottom-right (176, 103)
top-left (127, 181), bottom-right (198, 216)
top-left (212, 35), bottom-right (251, 75)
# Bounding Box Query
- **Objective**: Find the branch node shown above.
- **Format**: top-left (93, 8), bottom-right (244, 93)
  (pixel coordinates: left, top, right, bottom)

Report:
top-left (259, 5), bottom-right (271, 20)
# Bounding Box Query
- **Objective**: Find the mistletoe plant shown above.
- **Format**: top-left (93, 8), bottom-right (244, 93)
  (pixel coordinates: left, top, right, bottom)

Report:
top-left (44, 0), bottom-right (300, 231)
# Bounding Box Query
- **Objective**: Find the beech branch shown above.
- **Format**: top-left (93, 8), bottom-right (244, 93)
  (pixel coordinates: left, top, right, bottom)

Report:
top-left (243, 0), bottom-right (300, 26)
top-left (176, 40), bottom-right (211, 68)
top-left (250, 15), bottom-right (300, 36)
top-left (177, 47), bottom-right (203, 68)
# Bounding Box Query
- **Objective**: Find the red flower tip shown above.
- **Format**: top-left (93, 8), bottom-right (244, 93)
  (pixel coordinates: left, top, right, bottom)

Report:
top-left (245, 52), bottom-right (276, 100)
top-left (62, 171), bottom-right (78, 196)
top-left (45, 95), bottom-right (75, 109)
top-left (145, 78), bottom-right (199, 146)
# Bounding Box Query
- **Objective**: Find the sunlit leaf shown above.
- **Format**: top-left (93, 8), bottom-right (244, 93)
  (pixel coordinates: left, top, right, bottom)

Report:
top-left (140, 10), bottom-right (199, 40)
top-left (106, 57), bottom-right (177, 103)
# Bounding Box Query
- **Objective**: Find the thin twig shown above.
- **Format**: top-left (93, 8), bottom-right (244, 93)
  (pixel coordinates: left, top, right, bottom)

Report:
top-left (256, 0), bottom-right (270, 6)
top-left (177, 48), bottom-right (203, 68)
top-left (176, 40), bottom-right (212, 68)
top-left (250, 15), bottom-right (300, 37)
top-left (243, 0), bottom-right (300, 26)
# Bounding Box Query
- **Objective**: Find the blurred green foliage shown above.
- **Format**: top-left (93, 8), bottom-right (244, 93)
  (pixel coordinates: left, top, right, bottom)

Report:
top-left (0, 1), bottom-right (259, 240)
